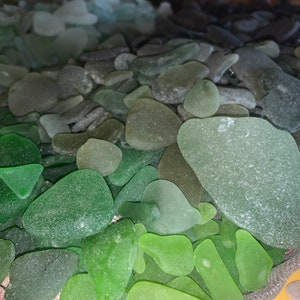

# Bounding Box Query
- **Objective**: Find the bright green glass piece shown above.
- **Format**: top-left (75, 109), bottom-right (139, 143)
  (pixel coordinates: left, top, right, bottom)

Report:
top-left (198, 202), bottom-right (217, 225)
top-left (235, 229), bottom-right (273, 291)
top-left (177, 117), bottom-right (300, 248)
top-left (141, 180), bottom-right (201, 234)
top-left (108, 147), bottom-right (162, 186)
top-left (133, 223), bottom-right (147, 274)
top-left (82, 219), bottom-right (137, 300)
top-left (127, 281), bottom-right (202, 300)
top-left (166, 276), bottom-right (212, 300)
top-left (0, 133), bottom-right (41, 167)
top-left (60, 273), bottom-right (98, 300)
top-left (0, 239), bottom-right (15, 283)
top-left (0, 164), bottom-right (43, 199)
top-left (138, 233), bottom-right (194, 276)
top-left (115, 165), bottom-right (159, 211)
top-left (5, 249), bottom-right (78, 300)
top-left (23, 169), bottom-right (114, 242)
top-left (76, 138), bottom-right (122, 176)
top-left (194, 239), bottom-right (243, 300)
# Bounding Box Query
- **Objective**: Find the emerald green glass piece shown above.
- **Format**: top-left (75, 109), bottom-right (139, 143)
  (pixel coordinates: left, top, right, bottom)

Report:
top-left (52, 119), bottom-right (124, 155)
top-left (261, 243), bottom-right (286, 266)
top-left (82, 219), bottom-right (137, 300)
top-left (141, 180), bottom-right (201, 234)
top-left (23, 169), bottom-right (114, 241)
top-left (138, 233), bottom-right (194, 276)
top-left (0, 178), bottom-right (42, 226)
top-left (127, 281), bottom-right (202, 300)
top-left (166, 276), bottom-right (212, 300)
top-left (115, 165), bottom-right (159, 212)
top-left (220, 216), bottom-right (239, 248)
top-left (76, 138), bottom-right (122, 176)
top-left (0, 164), bottom-right (43, 199)
top-left (183, 79), bottom-right (220, 118)
top-left (177, 117), bottom-right (300, 248)
top-left (0, 133), bottom-right (41, 167)
top-left (0, 123), bottom-right (40, 143)
top-left (0, 238), bottom-right (15, 283)
top-left (108, 147), bottom-right (162, 186)
top-left (5, 249), bottom-right (78, 300)
top-left (125, 98), bottom-right (182, 150)
top-left (194, 239), bottom-right (243, 300)
top-left (158, 143), bottom-right (203, 207)
top-left (235, 229), bottom-right (273, 291)
top-left (198, 202), bottom-right (217, 225)
top-left (60, 273), bottom-right (98, 300)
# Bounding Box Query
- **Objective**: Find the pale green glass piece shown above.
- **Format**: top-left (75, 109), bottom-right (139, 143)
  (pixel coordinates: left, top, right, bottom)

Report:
top-left (235, 229), bottom-right (273, 291)
top-left (0, 239), bottom-right (15, 283)
top-left (177, 117), bottom-right (300, 248)
top-left (141, 180), bottom-right (201, 234)
top-left (166, 276), bottom-right (212, 300)
top-left (214, 104), bottom-right (249, 117)
top-left (138, 233), bottom-right (194, 276)
top-left (197, 202), bottom-right (217, 225)
top-left (0, 164), bottom-right (43, 199)
top-left (60, 273), bottom-right (98, 300)
top-left (125, 98), bottom-right (182, 150)
top-left (194, 239), bottom-right (243, 300)
top-left (82, 219), bottom-right (137, 300)
top-left (115, 165), bottom-right (159, 211)
top-left (124, 85), bottom-right (153, 108)
top-left (76, 138), bottom-right (122, 176)
top-left (183, 79), bottom-right (220, 118)
top-left (127, 281), bottom-right (202, 300)
top-left (5, 249), bottom-right (78, 300)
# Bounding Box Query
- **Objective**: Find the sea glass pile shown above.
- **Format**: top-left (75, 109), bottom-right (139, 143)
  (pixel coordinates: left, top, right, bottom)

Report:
top-left (0, 0), bottom-right (300, 299)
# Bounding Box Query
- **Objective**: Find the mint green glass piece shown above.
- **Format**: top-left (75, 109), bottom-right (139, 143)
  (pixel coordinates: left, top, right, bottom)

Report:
top-left (235, 229), bottom-right (273, 291)
top-left (177, 117), bottom-right (300, 248)
top-left (0, 133), bottom-right (41, 167)
top-left (133, 223), bottom-right (147, 273)
top-left (127, 281), bottom-right (202, 300)
top-left (60, 273), bottom-right (98, 300)
top-left (0, 239), bottom-right (15, 283)
top-left (139, 233), bottom-right (194, 276)
top-left (220, 216), bottom-right (240, 248)
top-left (158, 143), bottom-right (203, 207)
top-left (198, 202), bottom-right (217, 225)
top-left (141, 180), bottom-right (201, 234)
top-left (82, 219), bottom-right (137, 300)
top-left (194, 239), bottom-right (243, 300)
top-left (23, 169), bottom-right (114, 241)
top-left (76, 138), bottom-right (122, 176)
top-left (5, 249), bottom-right (78, 300)
top-left (108, 147), bottom-right (162, 186)
top-left (166, 276), bottom-right (212, 300)
top-left (115, 165), bottom-right (159, 211)
top-left (0, 164), bottom-right (43, 199)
